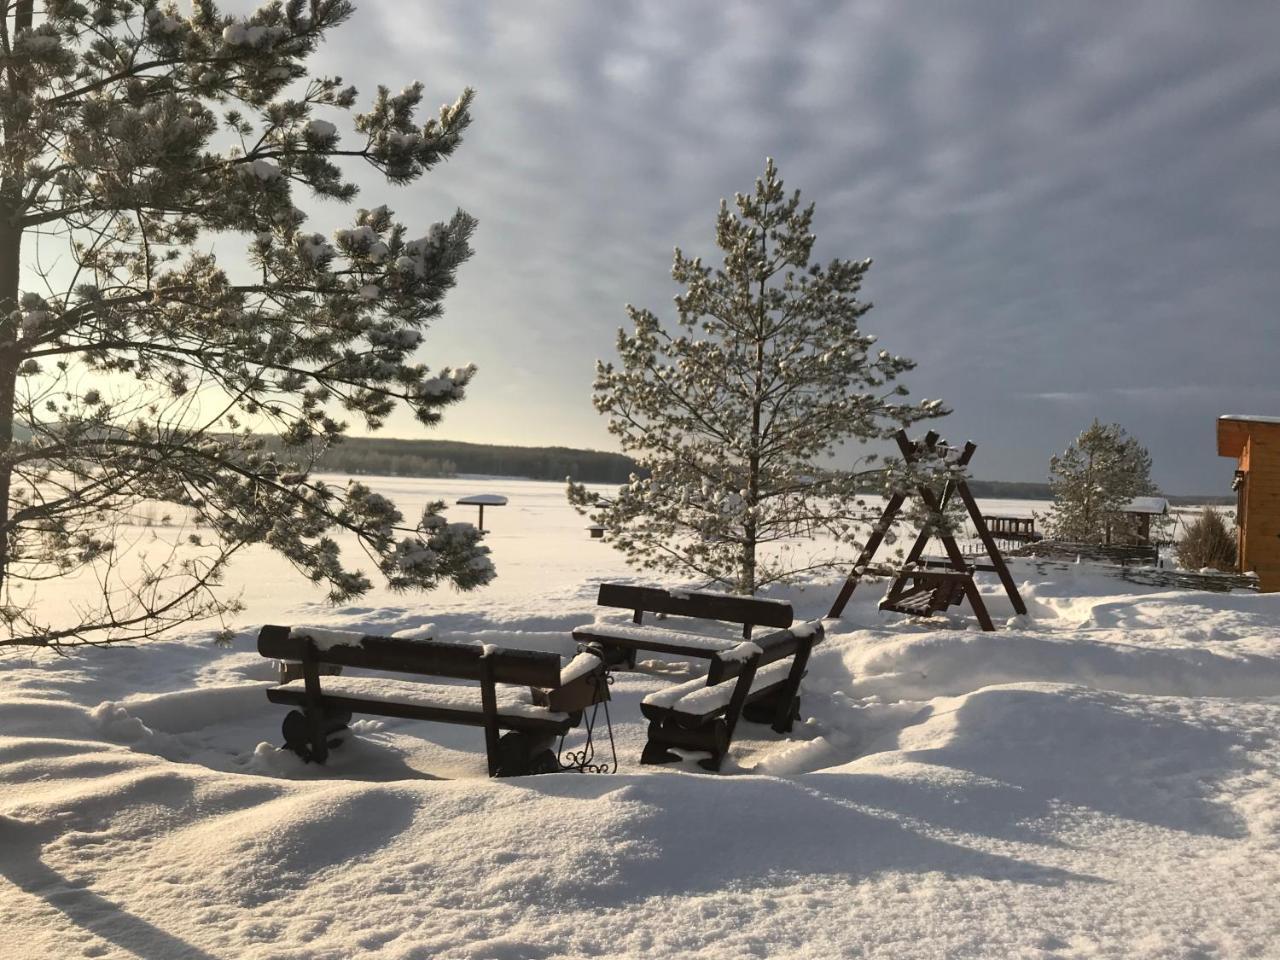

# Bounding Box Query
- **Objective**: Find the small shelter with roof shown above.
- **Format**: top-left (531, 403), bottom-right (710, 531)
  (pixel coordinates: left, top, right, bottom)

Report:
top-left (1106, 496), bottom-right (1169, 547)
top-left (1217, 414), bottom-right (1280, 592)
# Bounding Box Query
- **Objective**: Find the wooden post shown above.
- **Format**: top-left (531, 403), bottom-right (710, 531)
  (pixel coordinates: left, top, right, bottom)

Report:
top-left (301, 643), bottom-right (328, 763)
top-left (828, 490), bottom-right (907, 617)
top-left (479, 654), bottom-right (501, 777)
top-left (715, 654), bottom-right (761, 769)
top-left (771, 635), bottom-right (813, 733)
top-left (962, 578), bottom-right (996, 632)
top-left (953, 479), bottom-right (1028, 615)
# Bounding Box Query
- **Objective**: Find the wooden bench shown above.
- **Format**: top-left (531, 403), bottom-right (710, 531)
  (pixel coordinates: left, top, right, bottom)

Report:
top-left (257, 625), bottom-right (610, 777)
top-left (571, 583), bottom-right (795, 668)
top-left (879, 568), bottom-right (995, 631)
top-left (638, 621), bottom-right (824, 771)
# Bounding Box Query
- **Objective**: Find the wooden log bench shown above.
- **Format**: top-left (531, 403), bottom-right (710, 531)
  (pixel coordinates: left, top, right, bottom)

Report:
top-left (257, 625), bottom-right (610, 777)
top-left (571, 583), bottom-right (795, 669)
top-left (638, 621), bottom-right (824, 771)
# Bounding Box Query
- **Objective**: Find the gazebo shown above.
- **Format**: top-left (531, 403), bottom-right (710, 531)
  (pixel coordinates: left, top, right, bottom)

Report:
top-left (1217, 415), bottom-right (1280, 592)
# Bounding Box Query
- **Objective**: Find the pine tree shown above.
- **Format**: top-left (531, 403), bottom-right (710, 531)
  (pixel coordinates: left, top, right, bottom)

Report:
top-left (1046, 420), bottom-right (1160, 543)
top-left (569, 159), bottom-right (945, 594)
top-left (0, 0), bottom-right (493, 648)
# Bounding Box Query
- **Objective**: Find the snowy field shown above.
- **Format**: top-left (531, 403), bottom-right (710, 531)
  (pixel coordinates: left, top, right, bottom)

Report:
top-left (2, 477), bottom-right (1277, 959)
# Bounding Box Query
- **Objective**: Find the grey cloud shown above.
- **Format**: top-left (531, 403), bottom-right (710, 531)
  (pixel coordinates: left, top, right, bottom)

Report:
top-left (277, 1), bottom-right (1278, 494)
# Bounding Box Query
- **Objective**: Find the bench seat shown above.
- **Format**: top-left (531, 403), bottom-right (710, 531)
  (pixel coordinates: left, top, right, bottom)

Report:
top-left (268, 676), bottom-right (573, 731)
top-left (640, 659), bottom-right (794, 723)
top-left (638, 621), bottom-right (824, 770)
top-left (258, 624), bottom-right (611, 775)
top-left (571, 620), bottom-right (742, 658)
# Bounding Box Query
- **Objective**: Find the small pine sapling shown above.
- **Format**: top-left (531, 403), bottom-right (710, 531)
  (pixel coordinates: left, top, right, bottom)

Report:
top-left (569, 159), bottom-right (946, 594)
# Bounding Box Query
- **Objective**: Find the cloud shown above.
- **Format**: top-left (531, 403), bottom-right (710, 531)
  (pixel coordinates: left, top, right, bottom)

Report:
top-left (239, 1), bottom-right (1279, 493)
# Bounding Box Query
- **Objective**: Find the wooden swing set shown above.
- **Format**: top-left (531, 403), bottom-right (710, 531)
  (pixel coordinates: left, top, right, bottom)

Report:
top-left (827, 430), bottom-right (1027, 631)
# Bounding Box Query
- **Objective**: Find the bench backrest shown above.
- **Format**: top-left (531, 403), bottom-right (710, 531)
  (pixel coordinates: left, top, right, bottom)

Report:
top-left (258, 625), bottom-right (563, 688)
top-left (707, 621), bottom-right (824, 685)
top-left (595, 583), bottom-right (793, 630)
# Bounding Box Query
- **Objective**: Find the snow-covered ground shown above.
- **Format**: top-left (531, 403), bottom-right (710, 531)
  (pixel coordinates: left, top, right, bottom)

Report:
top-left (2, 477), bottom-right (1276, 959)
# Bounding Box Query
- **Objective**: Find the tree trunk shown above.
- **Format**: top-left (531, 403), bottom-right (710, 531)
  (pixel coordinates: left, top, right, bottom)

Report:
top-left (0, 2), bottom-right (34, 591)
top-left (0, 219), bottom-right (21, 593)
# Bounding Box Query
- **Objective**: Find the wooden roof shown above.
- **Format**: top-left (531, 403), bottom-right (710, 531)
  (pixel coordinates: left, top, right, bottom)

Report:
top-left (1218, 415), bottom-right (1280, 457)
top-left (1119, 496), bottom-right (1168, 515)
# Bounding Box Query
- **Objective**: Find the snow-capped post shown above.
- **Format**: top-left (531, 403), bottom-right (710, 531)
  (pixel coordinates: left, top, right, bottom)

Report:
top-left (0, 1), bottom-right (493, 648)
top-left (568, 159), bottom-right (948, 595)
top-left (1046, 420), bottom-right (1166, 545)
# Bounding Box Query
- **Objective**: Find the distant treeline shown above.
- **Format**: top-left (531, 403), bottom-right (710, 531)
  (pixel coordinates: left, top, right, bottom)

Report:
top-left (298, 436), bottom-right (639, 484)
top-left (965, 479), bottom-right (1230, 506)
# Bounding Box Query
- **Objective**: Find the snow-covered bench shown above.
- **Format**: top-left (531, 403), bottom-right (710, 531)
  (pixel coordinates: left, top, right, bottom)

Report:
top-left (638, 621), bottom-right (824, 771)
top-left (257, 625), bottom-right (609, 777)
top-left (571, 583), bottom-right (795, 668)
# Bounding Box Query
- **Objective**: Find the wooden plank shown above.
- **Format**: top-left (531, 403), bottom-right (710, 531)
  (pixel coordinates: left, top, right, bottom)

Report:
top-left (963, 578), bottom-right (996, 631)
top-left (258, 626), bottom-right (562, 688)
top-left (570, 625), bottom-right (737, 660)
top-left (706, 623), bottom-right (822, 684)
top-left (265, 688), bottom-right (574, 734)
top-left (769, 636), bottom-right (814, 733)
top-left (644, 673), bottom-right (795, 727)
top-left (596, 583), bottom-right (793, 628)
top-left (479, 656), bottom-right (501, 778)
top-left (301, 646), bottom-right (329, 763)
top-left (716, 655), bottom-right (761, 766)
top-left (952, 480), bottom-right (1028, 615)
top-left (827, 490), bottom-right (907, 617)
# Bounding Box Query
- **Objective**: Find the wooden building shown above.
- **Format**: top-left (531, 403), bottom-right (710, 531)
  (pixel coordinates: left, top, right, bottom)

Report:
top-left (1217, 415), bottom-right (1280, 592)
top-left (1106, 496), bottom-right (1168, 547)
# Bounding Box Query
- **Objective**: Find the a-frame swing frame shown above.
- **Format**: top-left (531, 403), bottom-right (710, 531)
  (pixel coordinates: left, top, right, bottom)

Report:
top-left (827, 430), bottom-right (1027, 625)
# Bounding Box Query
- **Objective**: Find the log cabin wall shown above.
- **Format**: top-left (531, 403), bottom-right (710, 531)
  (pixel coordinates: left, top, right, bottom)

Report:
top-left (1217, 417), bottom-right (1280, 592)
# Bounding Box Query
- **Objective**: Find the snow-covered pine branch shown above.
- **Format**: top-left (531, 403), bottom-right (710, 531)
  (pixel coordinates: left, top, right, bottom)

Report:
top-left (0, 0), bottom-right (491, 648)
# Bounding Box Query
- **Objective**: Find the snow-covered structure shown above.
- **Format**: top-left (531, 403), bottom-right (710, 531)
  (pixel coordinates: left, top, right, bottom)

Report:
top-left (1107, 495), bottom-right (1169, 547)
top-left (1218, 414), bottom-right (1280, 591)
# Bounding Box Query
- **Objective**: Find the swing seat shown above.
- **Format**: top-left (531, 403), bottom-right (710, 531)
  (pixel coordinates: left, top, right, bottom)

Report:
top-left (879, 570), bottom-right (969, 617)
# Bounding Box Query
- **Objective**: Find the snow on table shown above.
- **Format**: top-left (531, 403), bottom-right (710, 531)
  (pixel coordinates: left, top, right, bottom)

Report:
top-left (559, 650), bottom-right (603, 686)
top-left (273, 675), bottom-right (569, 721)
top-left (573, 619), bottom-right (743, 653)
top-left (455, 494), bottom-right (509, 506)
top-left (641, 658), bottom-right (794, 714)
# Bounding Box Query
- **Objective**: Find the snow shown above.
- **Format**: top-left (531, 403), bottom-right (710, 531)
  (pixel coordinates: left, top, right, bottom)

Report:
top-left (3, 475), bottom-right (1280, 957)
top-left (718, 640), bottom-right (762, 662)
top-left (290, 625), bottom-right (365, 651)
top-left (273, 676), bottom-right (568, 721)
top-left (560, 651), bottom-right (604, 686)
top-left (641, 659), bottom-right (794, 714)
top-left (575, 619), bottom-right (742, 652)
top-left (1219, 414), bottom-right (1280, 424)
top-left (306, 119), bottom-right (338, 140)
top-left (1120, 496), bottom-right (1169, 515)
top-left (456, 494), bottom-right (509, 506)
top-left (790, 619), bottom-right (822, 638)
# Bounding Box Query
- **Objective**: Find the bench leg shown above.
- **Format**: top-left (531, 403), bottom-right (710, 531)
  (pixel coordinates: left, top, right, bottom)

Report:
top-left (493, 731), bottom-right (560, 777)
top-left (281, 705), bottom-right (351, 763)
top-left (641, 718), bottom-right (729, 768)
top-left (640, 738), bottom-right (683, 766)
top-left (742, 693), bottom-right (801, 733)
top-left (599, 643), bottom-right (636, 670)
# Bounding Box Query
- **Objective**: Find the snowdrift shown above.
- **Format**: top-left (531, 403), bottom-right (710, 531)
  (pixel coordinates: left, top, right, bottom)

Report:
top-left (3, 549), bottom-right (1279, 957)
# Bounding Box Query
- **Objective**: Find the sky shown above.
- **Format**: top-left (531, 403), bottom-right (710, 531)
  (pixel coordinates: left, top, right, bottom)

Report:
top-left (298, 1), bottom-right (1280, 495)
